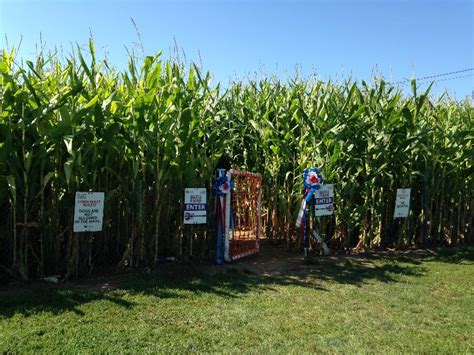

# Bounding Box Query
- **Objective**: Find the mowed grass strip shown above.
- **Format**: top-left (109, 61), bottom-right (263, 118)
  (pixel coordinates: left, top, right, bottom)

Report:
top-left (0, 247), bottom-right (473, 353)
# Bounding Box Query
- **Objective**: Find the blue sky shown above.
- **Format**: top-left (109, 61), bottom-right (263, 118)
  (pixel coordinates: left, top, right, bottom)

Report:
top-left (1, 0), bottom-right (473, 98)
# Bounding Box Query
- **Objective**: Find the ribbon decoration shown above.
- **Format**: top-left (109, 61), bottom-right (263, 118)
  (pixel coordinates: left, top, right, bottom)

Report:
top-left (295, 167), bottom-right (328, 255)
top-left (214, 175), bottom-right (235, 196)
top-left (296, 167), bottom-right (323, 228)
top-left (303, 167), bottom-right (323, 202)
top-left (214, 172), bottom-right (235, 264)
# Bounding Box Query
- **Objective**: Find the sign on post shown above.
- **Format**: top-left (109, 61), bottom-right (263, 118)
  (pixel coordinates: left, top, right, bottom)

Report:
top-left (314, 184), bottom-right (334, 216)
top-left (394, 188), bottom-right (411, 218)
top-left (184, 188), bottom-right (207, 224)
top-left (73, 192), bottom-right (105, 232)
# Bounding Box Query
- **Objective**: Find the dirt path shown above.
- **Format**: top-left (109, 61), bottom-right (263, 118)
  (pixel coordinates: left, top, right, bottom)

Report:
top-left (222, 242), bottom-right (305, 276)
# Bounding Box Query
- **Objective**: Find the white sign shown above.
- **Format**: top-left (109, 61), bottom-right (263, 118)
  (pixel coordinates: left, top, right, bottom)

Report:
top-left (394, 188), bottom-right (411, 218)
top-left (184, 188), bottom-right (207, 224)
top-left (73, 192), bottom-right (105, 232)
top-left (314, 184), bottom-right (334, 216)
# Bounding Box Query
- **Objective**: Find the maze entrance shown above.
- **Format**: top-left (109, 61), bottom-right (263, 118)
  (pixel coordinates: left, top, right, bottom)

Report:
top-left (225, 169), bottom-right (262, 261)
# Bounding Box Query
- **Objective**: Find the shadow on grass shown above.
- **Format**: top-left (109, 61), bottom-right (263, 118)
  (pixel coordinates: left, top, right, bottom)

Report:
top-left (118, 265), bottom-right (328, 301)
top-left (2, 246), bottom-right (471, 319)
top-left (0, 287), bottom-right (133, 318)
top-left (302, 257), bottom-right (425, 286)
top-left (354, 245), bottom-right (474, 265)
top-left (0, 260), bottom-right (422, 319)
top-left (0, 268), bottom-right (323, 319)
top-left (429, 246), bottom-right (474, 264)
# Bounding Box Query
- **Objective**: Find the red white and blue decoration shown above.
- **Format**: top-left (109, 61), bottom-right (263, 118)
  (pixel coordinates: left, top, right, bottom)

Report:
top-left (214, 175), bottom-right (234, 196)
top-left (214, 170), bottom-right (235, 265)
top-left (298, 167), bottom-right (325, 254)
top-left (303, 167), bottom-right (323, 202)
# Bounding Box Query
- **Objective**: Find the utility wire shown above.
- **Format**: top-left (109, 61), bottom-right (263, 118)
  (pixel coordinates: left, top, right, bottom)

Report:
top-left (389, 68), bottom-right (474, 85)
top-left (397, 73), bottom-right (474, 87)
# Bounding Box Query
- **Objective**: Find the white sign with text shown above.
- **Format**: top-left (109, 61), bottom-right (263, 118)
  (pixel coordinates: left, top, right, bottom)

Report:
top-left (184, 188), bottom-right (207, 224)
top-left (314, 184), bottom-right (334, 217)
top-left (394, 188), bottom-right (411, 218)
top-left (73, 192), bottom-right (105, 232)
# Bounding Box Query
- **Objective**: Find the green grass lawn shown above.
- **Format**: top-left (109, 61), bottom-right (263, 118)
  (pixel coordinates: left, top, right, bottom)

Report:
top-left (1, 247), bottom-right (473, 353)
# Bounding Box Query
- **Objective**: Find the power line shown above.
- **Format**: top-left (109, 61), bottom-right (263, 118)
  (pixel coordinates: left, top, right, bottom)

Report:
top-left (397, 73), bottom-right (474, 87)
top-left (389, 68), bottom-right (474, 85)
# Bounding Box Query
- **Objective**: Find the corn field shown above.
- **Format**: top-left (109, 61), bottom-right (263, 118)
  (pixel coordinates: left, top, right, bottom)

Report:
top-left (0, 42), bottom-right (473, 280)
